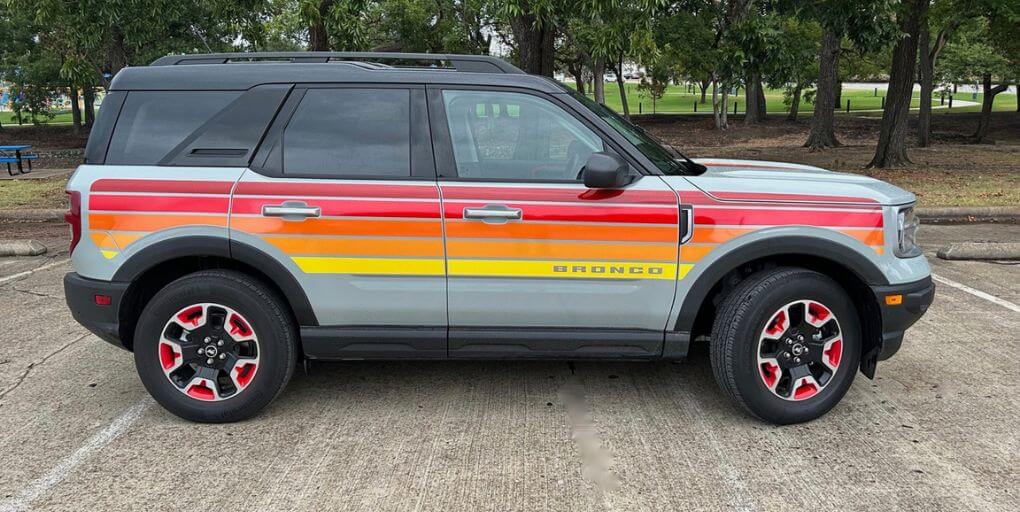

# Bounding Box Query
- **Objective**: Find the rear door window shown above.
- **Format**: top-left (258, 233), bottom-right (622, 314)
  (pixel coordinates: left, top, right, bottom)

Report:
top-left (282, 88), bottom-right (411, 178)
top-left (105, 91), bottom-right (239, 165)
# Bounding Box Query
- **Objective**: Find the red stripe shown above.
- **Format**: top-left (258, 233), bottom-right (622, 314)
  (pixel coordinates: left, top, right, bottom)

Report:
top-left (231, 198), bottom-right (440, 218)
top-left (699, 161), bottom-right (804, 171)
top-left (695, 208), bottom-right (883, 227)
top-left (441, 186), bottom-right (677, 205)
top-left (234, 182), bottom-right (439, 199)
top-left (444, 201), bottom-right (678, 224)
top-left (89, 194), bottom-right (229, 213)
top-left (683, 190), bottom-right (880, 207)
top-left (91, 179), bottom-right (234, 195)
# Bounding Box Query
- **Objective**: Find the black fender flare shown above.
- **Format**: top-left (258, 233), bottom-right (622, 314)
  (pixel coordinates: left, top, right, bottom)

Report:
top-left (112, 235), bottom-right (317, 326)
top-left (674, 235), bottom-right (889, 333)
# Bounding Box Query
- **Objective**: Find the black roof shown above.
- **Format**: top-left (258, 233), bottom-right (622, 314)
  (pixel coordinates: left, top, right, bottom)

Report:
top-left (110, 52), bottom-right (565, 93)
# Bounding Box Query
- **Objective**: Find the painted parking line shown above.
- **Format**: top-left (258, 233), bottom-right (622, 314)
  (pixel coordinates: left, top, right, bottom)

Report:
top-left (0, 399), bottom-right (151, 512)
top-left (932, 273), bottom-right (1020, 313)
top-left (0, 258), bottom-right (70, 286)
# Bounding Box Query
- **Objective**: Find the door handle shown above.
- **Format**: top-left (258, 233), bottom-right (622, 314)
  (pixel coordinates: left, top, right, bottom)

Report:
top-left (680, 204), bottom-right (694, 244)
top-left (463, 205), bottom-right (523, 222)
top-left (262, 201), bottom-right (321, 220)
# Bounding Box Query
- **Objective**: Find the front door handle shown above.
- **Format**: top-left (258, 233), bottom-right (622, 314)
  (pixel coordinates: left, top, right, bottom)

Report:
top-left (463, 205), bottom-right (523, 222)
top-left (680, 204), bottom-right (694, 244)
top-left (262, 201), bottom-right (321, 220)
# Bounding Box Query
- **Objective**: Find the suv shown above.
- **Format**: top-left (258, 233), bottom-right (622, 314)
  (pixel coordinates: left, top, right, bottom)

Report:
top-left (64, 53), bottom-right (934, 424)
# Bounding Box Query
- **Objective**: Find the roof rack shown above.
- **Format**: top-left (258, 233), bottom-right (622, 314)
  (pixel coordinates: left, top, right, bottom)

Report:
top-left (150, 52), bottom-right (524, 74)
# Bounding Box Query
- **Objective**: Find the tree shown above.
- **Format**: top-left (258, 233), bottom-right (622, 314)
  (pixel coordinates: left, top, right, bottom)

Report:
top-left (791, 0), bottom-right (898, 150)
top-left (764, 17), bottom-right (820, 122)
top-left (498, 0), bottom-right (558, 76)
top-left (868, 0), bottom-right (929, 168)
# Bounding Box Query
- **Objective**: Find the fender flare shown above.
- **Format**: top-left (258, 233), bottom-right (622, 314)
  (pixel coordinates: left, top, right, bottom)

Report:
top-left (112, 235), bottom-right (317, 326)
top-left (674, 235), bottom-right (888, 333)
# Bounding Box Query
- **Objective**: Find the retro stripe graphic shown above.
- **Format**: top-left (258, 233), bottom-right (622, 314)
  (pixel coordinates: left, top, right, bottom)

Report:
top-left (86, 179), bottom-right (885, 280)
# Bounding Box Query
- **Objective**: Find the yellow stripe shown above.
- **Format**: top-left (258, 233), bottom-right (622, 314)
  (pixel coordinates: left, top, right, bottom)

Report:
top-left (101, 250), bottom-right (119, 259)
top-left (448, 259), bottom-right (678, 280)
top-left (678, 264), bottom-right (694, 279)
top-left (292, 257), bottom-right (445, 275)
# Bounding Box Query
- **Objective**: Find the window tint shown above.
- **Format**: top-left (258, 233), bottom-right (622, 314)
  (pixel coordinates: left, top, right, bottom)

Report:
top-left (106, 91), bottom-right (239, 165)
top-left (442, 90), bottom-right (603, 181)
top-left (283, 88), bottom-right (411, 178)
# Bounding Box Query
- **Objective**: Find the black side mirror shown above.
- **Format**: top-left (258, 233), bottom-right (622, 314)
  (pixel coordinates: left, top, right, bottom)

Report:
top-left (582, 152), bottom-right (631, 189)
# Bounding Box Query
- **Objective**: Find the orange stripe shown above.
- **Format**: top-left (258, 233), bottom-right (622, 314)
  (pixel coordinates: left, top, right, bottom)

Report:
top-left (693, 227), bottom-right (884, 246)
top-left (89, 213), bottom-right (226, 231)
top-left (839, 229), bottom-right (884, 246)
top-left (232, 217), bottom-right (442, 237)
top-left (264, 236), bottom-right (444, 257)
top-left (445, 220), bottom-right (677, 243)
top-left (446, 239), bottom-right (677, 261)
top-left (89, 232), bottom-right (118, 250)
top-left (681, 245), bottom-right (716, 263)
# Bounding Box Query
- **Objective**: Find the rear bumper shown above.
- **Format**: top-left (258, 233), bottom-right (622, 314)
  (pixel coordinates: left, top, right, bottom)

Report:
top-left (872, 276), bottom-right (935, 360)
top-left (64, 272), bottom-right (129, 350)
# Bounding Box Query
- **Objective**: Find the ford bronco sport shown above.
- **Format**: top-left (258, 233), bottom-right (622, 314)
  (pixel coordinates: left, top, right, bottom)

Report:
top-left (63, 53), bottom-right (934, 424)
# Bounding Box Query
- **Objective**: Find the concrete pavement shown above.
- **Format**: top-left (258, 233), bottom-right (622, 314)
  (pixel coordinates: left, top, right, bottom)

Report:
top-left (0, 224), bottom-right (1017, 511)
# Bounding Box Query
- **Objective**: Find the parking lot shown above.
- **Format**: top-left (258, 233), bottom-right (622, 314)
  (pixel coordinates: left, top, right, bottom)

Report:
top-left (0, 223), bottom-right (1017, 511)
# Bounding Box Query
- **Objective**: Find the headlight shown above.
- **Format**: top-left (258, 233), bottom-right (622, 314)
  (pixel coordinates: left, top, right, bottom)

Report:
top-left (895, 206), bottom-right (921, 258)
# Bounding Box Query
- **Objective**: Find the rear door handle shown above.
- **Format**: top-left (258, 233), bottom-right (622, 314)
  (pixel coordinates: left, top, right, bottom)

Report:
top-left (262, 201), bottom-right (321, 220)
top-left (463, 205), bottom-right (523, 222)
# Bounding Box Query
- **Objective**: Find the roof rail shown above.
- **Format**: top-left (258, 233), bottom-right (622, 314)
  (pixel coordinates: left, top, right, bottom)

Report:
top-left (150, 52), bottom-right (524, 74)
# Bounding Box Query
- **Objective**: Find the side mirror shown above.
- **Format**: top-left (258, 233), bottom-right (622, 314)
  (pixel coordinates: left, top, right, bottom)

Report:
top-left (582, 152), bottom-right (631, 189)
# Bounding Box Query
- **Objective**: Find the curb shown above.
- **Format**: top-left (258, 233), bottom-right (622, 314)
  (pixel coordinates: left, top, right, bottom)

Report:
top-left (0, 239), bottom-right (48, 257)
top-left (0, 209), bottom-right (64, 221)
top-left (917, 207), bottom-right (1020, 224)
top-left (937, 242), bottom-right (1020, 260)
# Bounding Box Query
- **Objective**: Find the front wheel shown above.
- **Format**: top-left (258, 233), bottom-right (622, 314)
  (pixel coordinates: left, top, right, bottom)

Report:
top-left (710, 268), bottom-right (861, 424)
top-left (134, 270), bottom-right (298, 422)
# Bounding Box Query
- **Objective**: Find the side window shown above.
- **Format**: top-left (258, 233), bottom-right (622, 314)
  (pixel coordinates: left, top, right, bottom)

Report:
top-left (106, 91), bottom-right (239, 165)
top-left (442, 90), bottom-right (604, 181)
top-left (282, 88), bottom-right (411, 178)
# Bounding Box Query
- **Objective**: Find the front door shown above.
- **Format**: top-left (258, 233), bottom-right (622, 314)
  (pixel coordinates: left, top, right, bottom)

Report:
top-left (429, 88), bottom-right (680, 357)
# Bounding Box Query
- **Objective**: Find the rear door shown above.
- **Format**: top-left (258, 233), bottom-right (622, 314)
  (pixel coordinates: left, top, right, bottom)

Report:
top-left (428, 87), bottom-right (680, 358)
top-left (229, 84), bottom-right (446, 357)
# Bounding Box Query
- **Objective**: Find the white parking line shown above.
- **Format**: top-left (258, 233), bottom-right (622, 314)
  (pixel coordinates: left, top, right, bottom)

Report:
top-left (0, 258), bottom-right (70, 286)
top-left (0, 400), bottom-right (151, 512)
top-left (932, 274), bottom-right (1020, 313)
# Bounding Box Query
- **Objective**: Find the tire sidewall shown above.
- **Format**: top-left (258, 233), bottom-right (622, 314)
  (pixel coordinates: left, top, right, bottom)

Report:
top-left (134, 273), bottom-right (295, 422)
top-left (731, 274), bottom-right (861, 424)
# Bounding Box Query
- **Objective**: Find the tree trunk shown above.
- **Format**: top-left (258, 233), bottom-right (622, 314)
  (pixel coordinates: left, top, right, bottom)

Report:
top-left (972, 74), bottom-right (1006, 143)
top-left (593, 59), bottom-right (606, 105)
top-left (805, 28), bottom-right (841, 150)
top-left (787, 85), bottom-right (802, 122)
top-left (917, 28), bottom-right (933, 147)
top-left (615, 56), bottom-right (629, 118)
top-left (83, 87), bottom-right (96, 130)
top-left (743, 71), bottom-right (765, 124)
top-left (509, 14), bottom-right (555, 76)
top-left (834, 78), bottom-right (843, 110)
top-left (307, 0), bottom-right (333, 51)
top-left (70, 86), bottom-right (82, 133)
top-left (699, 78), bottom-right (709, 103)
top-left (868, 0), bottom-right (928, 168)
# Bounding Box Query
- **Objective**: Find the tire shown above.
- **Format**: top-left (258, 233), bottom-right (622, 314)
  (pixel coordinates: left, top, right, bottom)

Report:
top-left (134, 270), bottom-right (298, 422)
top-left (710, 267), bottom-right (861, 424)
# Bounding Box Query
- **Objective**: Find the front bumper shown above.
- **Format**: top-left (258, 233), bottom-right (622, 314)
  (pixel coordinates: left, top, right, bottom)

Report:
top-left (64, 272), bottom-right (130, 350)
top-left (872, 276), bottom-right (935, 360)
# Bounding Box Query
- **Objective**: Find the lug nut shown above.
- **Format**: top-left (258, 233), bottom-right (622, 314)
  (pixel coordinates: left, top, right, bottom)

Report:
top-left (204, 337), bottom-right (211, 343)
top-left (794, 357), bottom-right (801, 363)
top-left (783, 352), bottom-right (791, 358)
top-left (803, 347), bottom-right (809, 354)
top-left (786, 339), bottom-right (793, 345)
top-left (206, 358), bottom-right (215, 365)
top-left (197, 348), bottom-right (204, 354)
top-left (797, 335), bottom-right (804, 341)
top-left (217, 340), bottom-right (224, 347)
top-left (219, 353), bottom-right (226, 360)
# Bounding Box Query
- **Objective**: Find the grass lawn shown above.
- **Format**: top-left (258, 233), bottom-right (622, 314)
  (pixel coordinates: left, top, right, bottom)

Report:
top-left (1, 109), bottom-right (99, 126)
top-left (0, 177), bottom-right (68, 209)
top-left (575, 82), bottom-right (1017, 116)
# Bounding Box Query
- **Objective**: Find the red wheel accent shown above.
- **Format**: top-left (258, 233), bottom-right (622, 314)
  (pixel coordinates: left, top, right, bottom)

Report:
top-left (228, 313), bottom-right (252, 338)
top-left (808, 301), bottom-right (831, 323)
top-left (824, 339), bottom-right (843, 368)
top-left (793, 381), bottom-right (819, 400)
top-left (186, 381), bottom-right (216, 401)
top-left (760, 361), bottom-right (780, 389)
top-left (233, 363), bottom-right (257, 388)
top-left (766, 310), bottom-right (787, 336)
top-left (177, 305), bottom-right (204, 326)
top-left (159, 343), bottom-right (180, 370)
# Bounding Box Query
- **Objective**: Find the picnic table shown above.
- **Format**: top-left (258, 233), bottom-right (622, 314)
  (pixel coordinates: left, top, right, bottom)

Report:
top-left (0, 144), bottom-right (38, 176)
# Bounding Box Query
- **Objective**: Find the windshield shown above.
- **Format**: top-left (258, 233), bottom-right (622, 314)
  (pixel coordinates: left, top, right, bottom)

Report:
top-left (568, 90), bottom-right (689, 175)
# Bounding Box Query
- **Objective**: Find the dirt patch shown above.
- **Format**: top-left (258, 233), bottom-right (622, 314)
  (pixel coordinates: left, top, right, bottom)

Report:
top-left (0, 177), bottom-right (68, 209)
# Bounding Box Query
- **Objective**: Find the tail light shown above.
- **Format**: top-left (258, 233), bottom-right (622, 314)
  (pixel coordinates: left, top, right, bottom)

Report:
top-left (65, 191), bottom-right (81, 253)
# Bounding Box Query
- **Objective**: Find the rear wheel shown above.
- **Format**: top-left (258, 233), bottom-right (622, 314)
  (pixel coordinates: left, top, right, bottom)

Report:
top-left (710, 268), bottom-right (860, 424)
top-left (134, 270), bottom-right (297, 422)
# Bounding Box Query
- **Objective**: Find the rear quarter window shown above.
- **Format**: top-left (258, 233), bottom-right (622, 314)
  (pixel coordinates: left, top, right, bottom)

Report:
top-left (105, 91), bottom-right (240, 165)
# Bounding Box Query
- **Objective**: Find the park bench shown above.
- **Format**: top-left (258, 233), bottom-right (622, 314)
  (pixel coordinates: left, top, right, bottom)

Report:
top-left (0, 144), bottom-right (36, 175)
